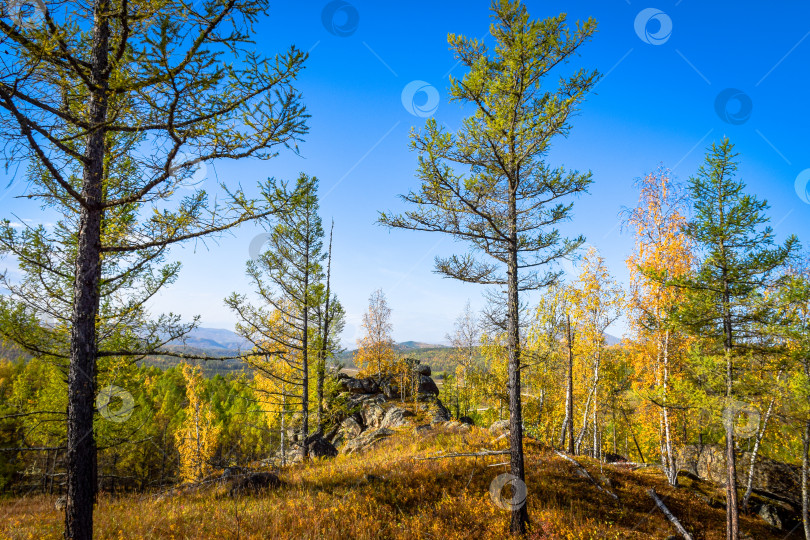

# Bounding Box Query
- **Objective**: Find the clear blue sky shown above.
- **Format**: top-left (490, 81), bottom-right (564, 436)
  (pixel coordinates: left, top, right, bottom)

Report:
top-left (1, 1), bottom-right (808, 346)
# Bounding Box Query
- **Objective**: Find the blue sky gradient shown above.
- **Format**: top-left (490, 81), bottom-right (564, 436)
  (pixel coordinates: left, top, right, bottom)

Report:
top-left (2, 0), bottom-right (808, 346)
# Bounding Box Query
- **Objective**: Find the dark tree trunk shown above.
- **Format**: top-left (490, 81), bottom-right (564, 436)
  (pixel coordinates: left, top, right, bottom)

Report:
top-left (507, 183), bottom-right (529, 535)
top-left (723, 278), bottom-right (739, 540)
top-left (300, 235), bottom-right (310, 459)
top-left (802, 417), bottom-right (809, 540)
top-left (316, 223), bottom-right (334, 432)
top-left (66, 1), bottom-right (109, 537)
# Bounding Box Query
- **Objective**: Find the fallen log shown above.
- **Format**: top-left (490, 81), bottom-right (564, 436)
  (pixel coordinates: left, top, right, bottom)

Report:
top-left (648, 487), bottom-right (693, 540)
top-left (415, 450), bottom-right (511, 460)
top-left (554, 451), bottom-right (619, 501)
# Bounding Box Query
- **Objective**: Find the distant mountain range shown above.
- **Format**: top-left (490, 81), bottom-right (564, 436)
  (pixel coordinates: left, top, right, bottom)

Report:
top-left (166, 328), bottom-right (622, 355)
top-left (395, 341), bottom-right (449, 351)
top-left (168, 327), bottom-right (251, 352)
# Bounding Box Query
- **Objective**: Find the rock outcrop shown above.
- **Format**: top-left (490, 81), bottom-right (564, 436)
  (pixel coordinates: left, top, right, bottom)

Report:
top-left (679, 445), bottom-right (801, 504)
top-left (329, 364), bottom-right (449, 453)
top-left (305, 433), bottom-right (338, 459)
top-left (343, 428), bottom-right (394, 455)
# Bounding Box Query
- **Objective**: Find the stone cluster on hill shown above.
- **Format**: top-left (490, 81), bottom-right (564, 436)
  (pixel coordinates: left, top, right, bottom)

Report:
top-left (274, 363), bottom-right (455, 463)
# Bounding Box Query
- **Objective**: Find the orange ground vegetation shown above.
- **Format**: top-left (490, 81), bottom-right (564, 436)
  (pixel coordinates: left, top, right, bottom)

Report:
top-left (0, 426), bottom-right (795, 539)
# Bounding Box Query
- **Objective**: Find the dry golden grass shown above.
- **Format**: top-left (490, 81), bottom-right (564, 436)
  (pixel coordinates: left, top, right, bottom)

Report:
top-left (0, 426), bottom-right (799, 539)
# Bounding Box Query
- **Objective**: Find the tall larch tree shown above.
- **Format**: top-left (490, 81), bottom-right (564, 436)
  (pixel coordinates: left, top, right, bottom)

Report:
top-left (379, 1), bottom-right (599, 532)
top-left (312, 222), bottom-right (346, 432)
top-left (0, 1), bottom-right (308, 536)
top-left (673, 138), bottom-right (798, 540)
top-left (227, 174), bottom-right (328, 460)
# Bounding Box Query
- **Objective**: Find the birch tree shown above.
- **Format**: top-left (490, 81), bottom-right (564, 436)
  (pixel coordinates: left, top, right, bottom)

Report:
top-left (624, 167), bottom-right (692, 485)
top-left (354, 289), bottom-right (396, 378)
top-left (568, 248), bottom-right (623, 458)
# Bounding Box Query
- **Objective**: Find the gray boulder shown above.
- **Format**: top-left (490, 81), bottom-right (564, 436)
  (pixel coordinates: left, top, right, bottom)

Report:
top-left (343, 428), bottom-right (394, 455)
top-left (340, 416), bottom-right (362, 439)
top-left (362, 403), bottom-right (386, 430)
top-left (428, 397), bottom-right (451, 424)
top-left (306, 434), bottom-right (338, 459)
top-left (379, 406), bottom-right (414, 430)
top-left (417, 375), bottom-right (439, 396)
top-left (415, 364), bottom-right (431, 376)
top-left (341, 376), bottom-right (380, 395)
top-left (758, 503), bottom-right (783, 530)
top-left (441, 420), bottom-right (472, 433)
top-left (680, 445), bottom-right (801, 503)
top-left (381, 382), bottom-right (400, 400)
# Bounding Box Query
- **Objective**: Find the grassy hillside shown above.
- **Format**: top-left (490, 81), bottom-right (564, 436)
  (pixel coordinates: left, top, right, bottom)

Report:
top-left (1, 421), bottom-right (795, 539)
